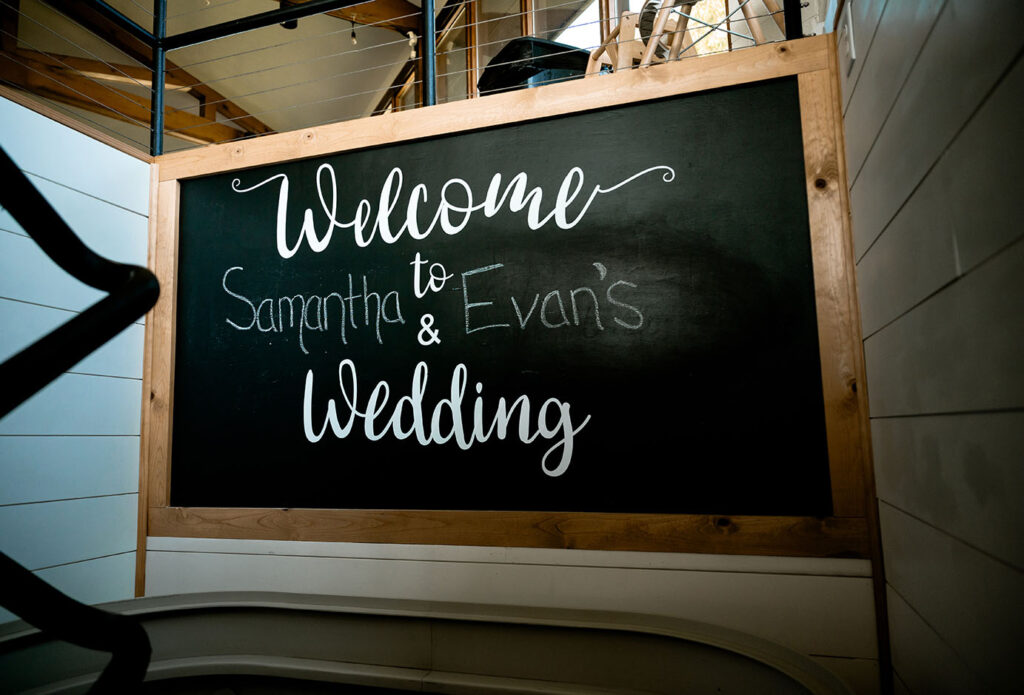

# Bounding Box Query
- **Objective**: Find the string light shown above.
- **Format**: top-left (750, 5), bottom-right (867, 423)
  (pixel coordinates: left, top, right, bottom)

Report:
top-left (351, 21), bottom-right (357, 45)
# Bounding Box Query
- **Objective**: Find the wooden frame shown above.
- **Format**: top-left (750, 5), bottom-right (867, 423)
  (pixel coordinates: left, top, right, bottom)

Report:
top-left (466, 0), bottom-right (480, 98)
top-left (140, 36), bottom-right (870, 572)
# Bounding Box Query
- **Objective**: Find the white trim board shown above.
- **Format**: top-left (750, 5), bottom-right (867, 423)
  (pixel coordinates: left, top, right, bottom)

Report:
top-left (147, 536), bottom-right (872, 576)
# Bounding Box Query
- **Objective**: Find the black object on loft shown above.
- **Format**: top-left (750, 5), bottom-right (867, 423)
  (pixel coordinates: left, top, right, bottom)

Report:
top-left (477, 37), bottom-right (592, 95)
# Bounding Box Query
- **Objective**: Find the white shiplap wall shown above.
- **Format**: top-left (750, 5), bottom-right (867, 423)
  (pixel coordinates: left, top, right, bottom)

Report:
top-left (0, 95), bottom-right (149, 623)
top-left (0, 68), bottom-right (883, 695)
top-left (840, 0), bottom-right (1024, 692)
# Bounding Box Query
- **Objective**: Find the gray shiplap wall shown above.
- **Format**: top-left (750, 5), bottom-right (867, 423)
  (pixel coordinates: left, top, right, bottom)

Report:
top-left (840, 0), bottom-right (1024, 692)
top-left (0, 96), bottom-right (149, 623)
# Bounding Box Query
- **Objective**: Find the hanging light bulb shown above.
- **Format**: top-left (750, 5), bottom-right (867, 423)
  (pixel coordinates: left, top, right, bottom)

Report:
top-left (351, 21), bottom-right (357, 45)
top-left (407, 31), bottom-right (417, 60)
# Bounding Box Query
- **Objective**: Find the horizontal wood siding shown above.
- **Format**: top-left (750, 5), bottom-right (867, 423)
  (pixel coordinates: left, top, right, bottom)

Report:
top-left (0, 495), bottom-right (138, 570)
top-left (0, 553), bottom-right (136, 624)
top-left (843, 0), bottom-right (1024, 691)
top-left (0, 95), bottom-right (148, 622)
top-left (0, 436), bottom-right (140, 505)
top-left (847, 0), bottom-right (1023, 258)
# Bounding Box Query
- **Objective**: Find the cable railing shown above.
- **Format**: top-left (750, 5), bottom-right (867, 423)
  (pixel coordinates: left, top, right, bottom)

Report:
top-left (0, 0), bottom-right (802, 155)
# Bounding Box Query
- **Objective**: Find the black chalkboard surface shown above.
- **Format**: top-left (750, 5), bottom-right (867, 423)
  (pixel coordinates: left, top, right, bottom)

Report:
top-left (172, 76), bottom-right (832, 515)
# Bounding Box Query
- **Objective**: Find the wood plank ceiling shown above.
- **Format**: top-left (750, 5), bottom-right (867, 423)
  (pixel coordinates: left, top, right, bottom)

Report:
top-left (0, 0), bottom-right (423, 150)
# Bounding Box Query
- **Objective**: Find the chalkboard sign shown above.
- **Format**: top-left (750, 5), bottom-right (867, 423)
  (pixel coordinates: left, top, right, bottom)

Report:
top-left (171, 76), bottom-right (832, 516)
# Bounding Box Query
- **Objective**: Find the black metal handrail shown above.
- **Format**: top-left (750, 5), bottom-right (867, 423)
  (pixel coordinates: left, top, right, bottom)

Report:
top-left (0, 553), bottom-right (151, 691)
top-left (0, 144), bottom-right (158, 690)
top-left (0, 146), bottom-right (159, 418)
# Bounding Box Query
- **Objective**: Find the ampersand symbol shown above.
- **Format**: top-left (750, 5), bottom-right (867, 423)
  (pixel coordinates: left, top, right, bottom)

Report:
top-left (417, 313), bottom-right (441, 346)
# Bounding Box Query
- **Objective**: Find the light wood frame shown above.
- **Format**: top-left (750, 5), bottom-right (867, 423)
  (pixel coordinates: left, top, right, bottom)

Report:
top-left (139, 36), bottom-right (870, 584)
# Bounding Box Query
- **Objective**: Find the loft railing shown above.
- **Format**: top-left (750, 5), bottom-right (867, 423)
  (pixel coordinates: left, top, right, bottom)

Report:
top-left (0, 0), bottom-right (803, 156)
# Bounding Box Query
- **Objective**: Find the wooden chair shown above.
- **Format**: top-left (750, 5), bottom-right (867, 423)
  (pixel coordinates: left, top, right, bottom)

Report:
top-left (586, 1), bottom-right (699, 75)
top-left (636, 1), bottom-right (691, 67)
top-left (587, 0), bottom-right (786, 75)
top-left (584, 10), bottom-right (644, 75)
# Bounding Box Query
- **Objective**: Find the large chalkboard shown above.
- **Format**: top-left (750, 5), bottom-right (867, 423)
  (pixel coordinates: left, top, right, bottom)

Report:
top-left (172, 76), bottom-right (832, 516)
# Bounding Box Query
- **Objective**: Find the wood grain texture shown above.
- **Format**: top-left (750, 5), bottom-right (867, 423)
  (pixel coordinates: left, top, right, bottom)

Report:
top-left (823, 36), bottom-right (891, 694)
top-left (155, 36), bottom-right (831, 182)
top-left (148, 507), bottom-right (869, 558)
top-left (828, 37), bottom-right (875, 522)
top-left (145, 179), bottom-right (179, 510)
top-left (136, 163), bottom-right (159, 597)
top-left (798, 66), bottom-right (868, 519)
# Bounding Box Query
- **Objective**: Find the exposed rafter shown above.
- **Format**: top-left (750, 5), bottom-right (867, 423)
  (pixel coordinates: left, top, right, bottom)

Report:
top-left (372, 0), bottom-right (465, 115)
top-left (12, 49), bottom-right (191, 90)
top-left (0, 49), bottom-right (243, 145)
top-left (38, 0), bottom-right (274, 136)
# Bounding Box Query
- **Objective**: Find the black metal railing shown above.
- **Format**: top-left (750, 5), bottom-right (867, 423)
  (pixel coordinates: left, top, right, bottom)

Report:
top-left (0, 146), bottom-right (159, 418)
top-left (1, 1), bottom-right (803, 156)
top-left (0, 553), bottom-right (151, 692)
top-left (0, 144), bottom-right (158, 691)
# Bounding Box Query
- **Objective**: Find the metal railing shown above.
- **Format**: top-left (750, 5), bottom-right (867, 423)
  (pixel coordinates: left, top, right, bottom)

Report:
top-left (0, 1), bottom-right (804, 156)
top-left (0, 144), bottom-right (158, 690)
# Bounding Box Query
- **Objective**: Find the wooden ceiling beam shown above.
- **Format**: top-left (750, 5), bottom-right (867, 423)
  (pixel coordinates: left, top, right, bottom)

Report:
top-left (39, 1), bottom-right (274, 135)
top-left (11, 49), bottom-right (191, 89)
top-left (0, 50), bottom-right (244, 145)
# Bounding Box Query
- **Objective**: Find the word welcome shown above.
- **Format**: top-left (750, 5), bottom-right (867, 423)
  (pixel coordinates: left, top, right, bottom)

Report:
top-left (232, 163), bottom-right (676, 259)
top-left (303, 359), bottom-right (591, 477)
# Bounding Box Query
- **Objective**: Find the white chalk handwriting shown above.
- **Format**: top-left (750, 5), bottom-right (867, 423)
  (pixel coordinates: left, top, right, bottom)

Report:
top-left (232, 164), bottom-right (676, 259)
top-left (304, 359), bottom-right (590, 477)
